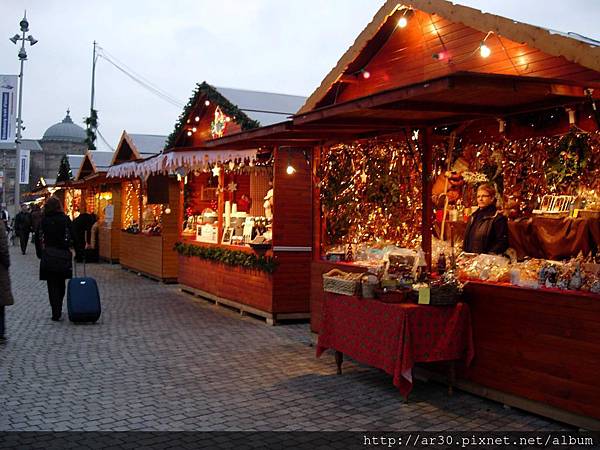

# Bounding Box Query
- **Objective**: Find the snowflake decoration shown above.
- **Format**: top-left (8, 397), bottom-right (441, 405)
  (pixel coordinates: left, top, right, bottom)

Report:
top-left (227, 182), bottom-right (238, 192)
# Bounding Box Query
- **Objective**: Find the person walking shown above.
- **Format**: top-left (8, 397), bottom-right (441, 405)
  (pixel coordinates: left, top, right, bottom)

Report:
top-left (0, 219), bottom-right (15, 343)
top-left (0, 204), bottom-right (9, 230)
top-left (30, 204), bottom-right (43, 257)
top-left (39, 196), bottom-right (73, 321)
top-left (14, 204), bottom-right (32, 255)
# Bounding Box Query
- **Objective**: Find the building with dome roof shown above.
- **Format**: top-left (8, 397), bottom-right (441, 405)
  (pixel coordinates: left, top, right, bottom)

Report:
top-left (34, 109), bottom-right (88, 181)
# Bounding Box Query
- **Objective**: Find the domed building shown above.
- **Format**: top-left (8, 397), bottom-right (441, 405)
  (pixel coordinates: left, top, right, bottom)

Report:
top-left (31, 109), bottom-right (88, 183)
top-left (39, 110), bottom-right (88, 178)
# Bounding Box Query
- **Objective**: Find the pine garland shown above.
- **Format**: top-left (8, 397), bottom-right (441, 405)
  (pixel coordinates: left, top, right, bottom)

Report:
top-left (165, 82), bottom-right (261, 150)
top-left (173, 242), bottom-right (278, 274)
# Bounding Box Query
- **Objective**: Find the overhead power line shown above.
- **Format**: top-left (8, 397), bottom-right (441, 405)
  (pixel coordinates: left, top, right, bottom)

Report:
top-left (96, 45), bottom-right (184, 108)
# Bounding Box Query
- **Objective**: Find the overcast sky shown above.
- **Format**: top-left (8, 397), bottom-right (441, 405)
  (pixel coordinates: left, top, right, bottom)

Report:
top-left (2, 0), bottom-right (599, 152)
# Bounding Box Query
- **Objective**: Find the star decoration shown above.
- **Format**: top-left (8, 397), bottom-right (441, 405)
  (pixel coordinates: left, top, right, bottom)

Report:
top-left (227, 182), bottom-right (238, 192)
top-left (211, 166), bottom-right (221, 177)
top-left (360, 171), bottom-right (368, 183)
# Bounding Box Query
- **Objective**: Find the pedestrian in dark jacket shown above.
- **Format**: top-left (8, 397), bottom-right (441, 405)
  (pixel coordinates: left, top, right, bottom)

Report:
top-left (15, 204), bottom-right (32, 255)
top-left (30, 204), bottom-right (43, 257)
top-left (463, 183), bottom-right (509, 255)
top-left (39, 196), bottom-right (73, 321)
top-left (0, 220), bottom-right (15, 342)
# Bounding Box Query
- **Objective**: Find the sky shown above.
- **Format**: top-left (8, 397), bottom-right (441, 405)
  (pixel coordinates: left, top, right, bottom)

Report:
top-left (1, 0), bottom-right (600, 152)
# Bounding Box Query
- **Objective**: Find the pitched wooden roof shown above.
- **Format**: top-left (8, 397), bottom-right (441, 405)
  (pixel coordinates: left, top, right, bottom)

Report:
top-left (299, 0), bottom-right (600, 114)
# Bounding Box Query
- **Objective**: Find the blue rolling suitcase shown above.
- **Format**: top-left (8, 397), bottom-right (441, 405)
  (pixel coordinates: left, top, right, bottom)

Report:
top-left (67, 259), bottom-right (101, 323)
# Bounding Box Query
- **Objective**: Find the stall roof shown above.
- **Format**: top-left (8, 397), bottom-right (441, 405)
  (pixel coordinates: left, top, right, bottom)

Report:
top-left (299, 0), bottom-right (600, 114)
top-left (204, 72), bottom-right (600, 149)
top-left (215, 87), bottom-right (306, 126)
top-left (111, 131), bottom-right (167, 165)
top-left (165, 82), bottom-right (306, 151)
top-left (76, 150), bottom-right (115, 181)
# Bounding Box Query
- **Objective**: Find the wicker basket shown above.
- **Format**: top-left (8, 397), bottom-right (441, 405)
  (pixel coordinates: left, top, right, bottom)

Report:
top-left (323, 269), bottom-right (364, 296)
top-left (408, 283), bottom-right (462, 305)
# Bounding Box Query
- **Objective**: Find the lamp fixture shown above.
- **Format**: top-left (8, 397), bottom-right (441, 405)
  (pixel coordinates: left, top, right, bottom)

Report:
top-left (398, 16), bottom-right (408, 28)
top-left (479, 43), bottom-right (491, 58)
top-left (286, 148), bottom-right (296, 175)
top-left (360, 69), bottom-right (371, 80)
top-left (9, 34), bottom-right (19, 44)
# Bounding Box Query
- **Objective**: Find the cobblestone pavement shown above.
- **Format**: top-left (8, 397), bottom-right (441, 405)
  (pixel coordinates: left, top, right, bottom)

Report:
top-left (0, 246), bottom-right (568, 432)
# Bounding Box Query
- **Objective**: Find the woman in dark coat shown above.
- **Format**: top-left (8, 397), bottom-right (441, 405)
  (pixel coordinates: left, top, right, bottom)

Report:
top-left (39, 196), bottom-right (73, 321)
top-left (463, 183), bottom-right (509, 255)
top-left (0, 220), bottom-right (14, 342)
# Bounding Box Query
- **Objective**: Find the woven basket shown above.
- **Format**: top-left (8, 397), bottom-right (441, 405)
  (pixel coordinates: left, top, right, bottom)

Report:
top-left (323, 269), bottom-right (364, 296)
top-left (430, 283), bottom-right (462, 305)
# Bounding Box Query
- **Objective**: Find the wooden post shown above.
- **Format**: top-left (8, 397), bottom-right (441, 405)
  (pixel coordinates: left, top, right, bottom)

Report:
top-left (312, 145), bottom-right (322, 261)
top-left (217, 167), bottom-right (225, 244)
top-left (420, 128), bottom-right (433, 271)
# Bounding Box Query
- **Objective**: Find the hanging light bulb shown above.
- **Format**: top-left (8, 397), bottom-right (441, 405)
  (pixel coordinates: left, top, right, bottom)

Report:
top-left (398, 16), bottom-right (408, 28)
top-left (187, 131), bottom-right (192, 137)
top-left (164, 205), bottom-right (172, 215)
top-left (360, 69), bottom-right (371, 80)
top-left (286, 164), bottom-right (296, 175)
top-left (204, 100), bottom-right (210, 106)
top-left (192, 127), bottom-right (197, 132)
top-left (195, 116), bottom-right (200, 122)
top-left (479, 43), bottom-right (491, 58)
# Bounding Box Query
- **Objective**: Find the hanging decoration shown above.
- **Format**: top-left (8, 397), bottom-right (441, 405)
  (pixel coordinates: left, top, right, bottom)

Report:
top-left (210, 106), bottom-right (228, 139)
top-left (318, 139), bottom-right (422, 248)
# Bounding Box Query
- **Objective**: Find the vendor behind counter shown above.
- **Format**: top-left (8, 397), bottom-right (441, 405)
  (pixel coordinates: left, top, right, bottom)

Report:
top-left (463, 183), bottom-right (509, 255)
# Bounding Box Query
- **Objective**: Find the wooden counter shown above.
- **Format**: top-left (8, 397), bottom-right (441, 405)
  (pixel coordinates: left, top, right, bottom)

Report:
top-left (119, 232), bottom-right (178, 282)
top-left (99, 225), bottom-right (120, 263)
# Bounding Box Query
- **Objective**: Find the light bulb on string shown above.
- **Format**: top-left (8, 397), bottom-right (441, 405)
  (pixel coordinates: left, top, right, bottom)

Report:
top-left (398, 16), bottom-right (408, 28)
top-left (479, 43), bottom-right (491, 58)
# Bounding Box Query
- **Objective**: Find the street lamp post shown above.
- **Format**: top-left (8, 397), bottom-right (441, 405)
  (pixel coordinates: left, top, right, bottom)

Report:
top-left (9, 11), bottom-right (37, 211)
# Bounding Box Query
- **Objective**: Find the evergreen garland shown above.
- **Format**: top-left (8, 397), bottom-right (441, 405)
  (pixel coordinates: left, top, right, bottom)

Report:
top-left (84, 109), bottom-right (98, 150)
top-left (56, 155), bottom-right (72, 182)
top-left (165, 82), bottom-right (261, 150)
top-left (174, 242), bottom-right (278, 274)
top-left (545, 130), bottom-right (591, 192)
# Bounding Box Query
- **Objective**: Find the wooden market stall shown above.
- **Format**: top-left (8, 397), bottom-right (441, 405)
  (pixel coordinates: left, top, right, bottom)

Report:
top-left (75, 150), bottom-right (119, 262)
top-left (209, 0), bottom-right (600, 428)
top-left (152, 82), bottom-right (311, 324)
top-left (107, 132), bottom-right (180, 282)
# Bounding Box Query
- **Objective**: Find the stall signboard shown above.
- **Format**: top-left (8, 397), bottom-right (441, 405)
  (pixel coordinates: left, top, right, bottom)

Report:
top-left (0, 75), bottom-right (17, 143)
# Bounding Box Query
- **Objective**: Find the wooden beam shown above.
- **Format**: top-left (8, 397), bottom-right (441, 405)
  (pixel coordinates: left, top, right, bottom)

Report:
top-left (420, 127), bottom-right (433, 271)
top-left (295, 78), bottom-right (452, 125)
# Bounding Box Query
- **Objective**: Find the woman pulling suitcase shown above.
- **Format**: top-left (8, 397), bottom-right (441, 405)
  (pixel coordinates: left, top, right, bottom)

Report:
top-left (38, 196), bottom-right (74, 321)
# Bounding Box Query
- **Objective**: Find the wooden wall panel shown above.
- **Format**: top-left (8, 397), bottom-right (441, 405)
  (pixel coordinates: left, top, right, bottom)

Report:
top-left (161, 178), bottom-right (181, 280)
top-left (272, 147), bottom-right (313, 248)
top-left (119, 232), bottom-right (163, 279)
top-left (272, 253), bottom-right (311, 314)
top-left (461, 282), bottom-right (600, 421)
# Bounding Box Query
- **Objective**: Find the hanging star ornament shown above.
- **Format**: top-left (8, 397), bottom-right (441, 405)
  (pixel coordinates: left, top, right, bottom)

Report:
top-left (211, 165), bottom-right (221, 177)
top-left (227, 181), bottom-right (238, 192)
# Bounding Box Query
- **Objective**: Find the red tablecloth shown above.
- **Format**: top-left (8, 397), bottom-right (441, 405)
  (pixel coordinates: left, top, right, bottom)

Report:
top-left (316, 293), bottom-right (474, 397)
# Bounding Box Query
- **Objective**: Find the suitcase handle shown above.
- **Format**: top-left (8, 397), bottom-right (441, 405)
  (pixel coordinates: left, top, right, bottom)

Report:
top-left (73, 251), bottom-right (86, 278)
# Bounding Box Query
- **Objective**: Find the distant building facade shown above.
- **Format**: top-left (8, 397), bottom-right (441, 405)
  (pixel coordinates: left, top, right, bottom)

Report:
top-left (0, 110), bottom-right (87, 210)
